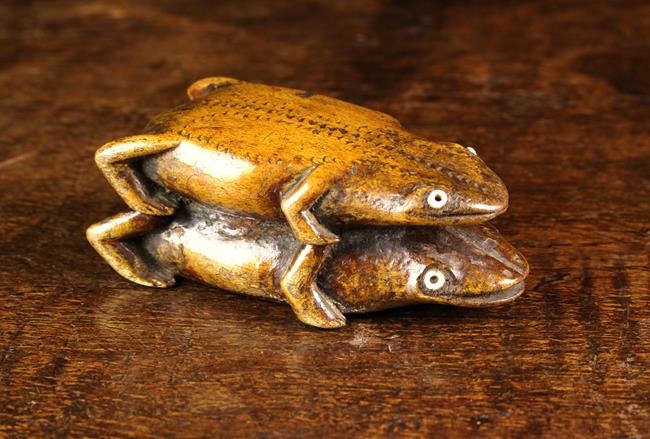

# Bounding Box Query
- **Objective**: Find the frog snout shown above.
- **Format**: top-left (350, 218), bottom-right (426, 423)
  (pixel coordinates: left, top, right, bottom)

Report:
top-left (472, 232), bottom-right (528, 294)
top-left (444, 223), bottom-right (528, 296)
top-left (469, 174), bottom-right (509, 216)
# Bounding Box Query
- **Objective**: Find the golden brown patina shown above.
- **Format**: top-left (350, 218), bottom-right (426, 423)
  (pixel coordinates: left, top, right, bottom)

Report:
top-left (91, 77), bottom-right (511, 327)
top-left (87, 201), bottom-right (528, 325)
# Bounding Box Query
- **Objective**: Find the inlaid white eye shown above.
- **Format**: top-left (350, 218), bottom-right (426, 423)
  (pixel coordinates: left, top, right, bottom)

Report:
top-left (467, 146), bottom-right (477, 155)
top-left (427, 189), bottom-right (448, 209)
top-left (422, 268), bottom-right (445, 291)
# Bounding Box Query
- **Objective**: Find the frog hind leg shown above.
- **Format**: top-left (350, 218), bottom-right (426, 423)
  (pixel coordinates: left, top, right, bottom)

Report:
top-left (281, 165), bottom-right (340, 245)
top-left (280, 244), bottom-right (346, 329)
top-left (87, 211), bottom-right (175, 287)
top-left (187, 77), bottom-right (240, 101)
top-left (95, 134), bottom-right (181, 215)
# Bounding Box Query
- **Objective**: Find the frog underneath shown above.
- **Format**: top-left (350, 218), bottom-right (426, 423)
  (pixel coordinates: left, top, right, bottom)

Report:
top-left (87, 201), bottom-right (528, 328)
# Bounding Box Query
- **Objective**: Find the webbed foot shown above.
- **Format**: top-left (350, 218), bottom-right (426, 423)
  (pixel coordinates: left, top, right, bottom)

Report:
top-left (87, 211), bottom-right (175, 287)
top-left (280, 244), bottom-right (346, 329)
top-left (281, 165), bottom-right (340, 246)
top-left (95, 135), bottom-right (181, 216)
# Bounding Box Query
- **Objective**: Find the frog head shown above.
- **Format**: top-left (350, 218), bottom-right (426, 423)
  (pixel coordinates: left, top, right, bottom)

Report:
top-left (319, 223), bottom-right (528, 313)
top-left (320, 142), bottom-right (509, 226)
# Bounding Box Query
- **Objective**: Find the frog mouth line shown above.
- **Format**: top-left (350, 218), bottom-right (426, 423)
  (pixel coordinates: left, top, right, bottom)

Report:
top-left (442, 210), bottom-right (504, 224)
top-left (436, 281), bottom-right (525, 307)
top-left (404, 208), bottom-right (506, 226)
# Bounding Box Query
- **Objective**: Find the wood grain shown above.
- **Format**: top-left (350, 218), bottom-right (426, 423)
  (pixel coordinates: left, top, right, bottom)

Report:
top-left (1, 0), bottom-right (648, 437)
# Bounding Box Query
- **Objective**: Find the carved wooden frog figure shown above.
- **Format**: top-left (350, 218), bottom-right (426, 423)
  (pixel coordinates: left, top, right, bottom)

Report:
top-left (93, 77), bottom-right (510, 327)
top-left (87, 202), bottom-right (528, 327)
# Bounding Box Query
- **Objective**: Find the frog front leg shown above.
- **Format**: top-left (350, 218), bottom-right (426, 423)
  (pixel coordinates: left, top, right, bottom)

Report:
top-left (281, 165), bottom-right (341, 245)
top-left (280, 244), bottom-right (346, 328)
top-left (279, 165), bottom-right (345, 327)
top-left (95, 135), bottom-right (181, 215)
top-left (86, 211), bottom-right (175, 287)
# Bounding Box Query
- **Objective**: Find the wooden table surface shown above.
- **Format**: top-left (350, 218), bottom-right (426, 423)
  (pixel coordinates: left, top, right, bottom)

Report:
top-left (1, 1), bottom-right (648, 437)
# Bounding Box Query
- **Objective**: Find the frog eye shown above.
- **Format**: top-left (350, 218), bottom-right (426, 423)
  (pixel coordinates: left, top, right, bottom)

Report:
top-left (467, 146), bottom-right (477, 155)
top-left (427, 189), bottom-right (448, 209)
top-left (422, 267), bottom-right (445, 291)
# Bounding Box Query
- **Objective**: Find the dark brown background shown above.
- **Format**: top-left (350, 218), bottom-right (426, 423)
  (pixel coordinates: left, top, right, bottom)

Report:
top-left (1, 0), bottom-right (649, 437)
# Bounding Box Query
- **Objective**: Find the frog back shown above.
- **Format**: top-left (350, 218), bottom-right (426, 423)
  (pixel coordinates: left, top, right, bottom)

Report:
top-left (144, 80), bottom-right (408, 165)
